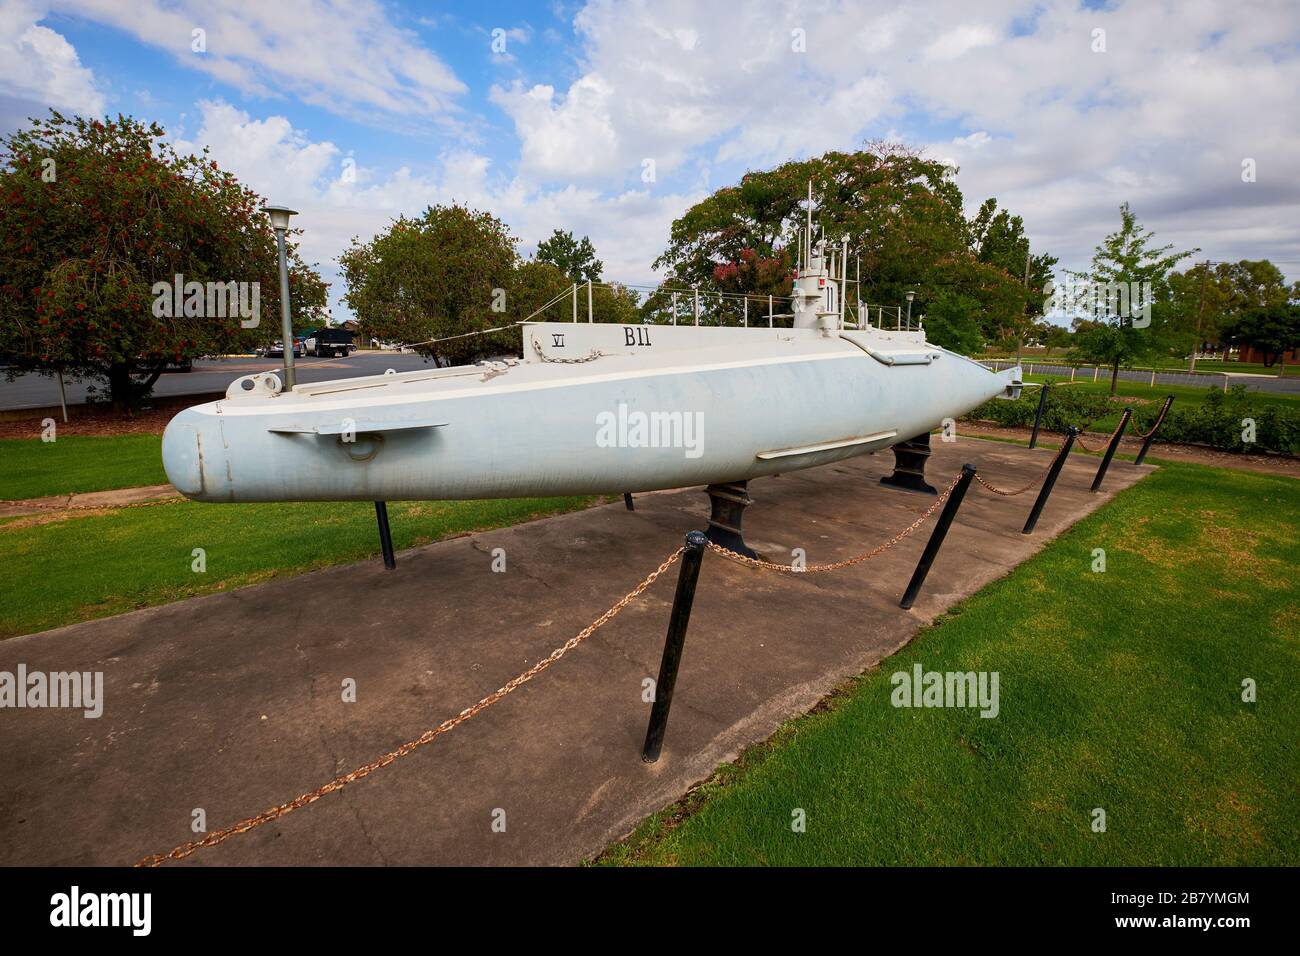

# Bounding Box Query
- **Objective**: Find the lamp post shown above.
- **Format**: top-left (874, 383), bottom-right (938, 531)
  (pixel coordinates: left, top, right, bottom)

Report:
top-left (266, 205), bottom-right (298, 388)
top-left (905, 290), bottom-right (915, 330)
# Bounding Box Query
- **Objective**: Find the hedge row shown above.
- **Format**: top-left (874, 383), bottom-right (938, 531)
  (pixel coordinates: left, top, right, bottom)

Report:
top-left (965, 385), bottom-right (1299, 455)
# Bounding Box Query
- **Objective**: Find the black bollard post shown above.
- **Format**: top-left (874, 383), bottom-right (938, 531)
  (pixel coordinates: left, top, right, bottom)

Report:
top-left (1090, 408), bottom-right (1132, 492)
top-left (374, 501), bottom-right (396, 570)
top-left (623, 493), bottom-right (635, 511)
top-left (1022, 427), bottom-right (1078, 535)
top-left (642, 531), bottom-right (708, 763)
top-left (899, 464), bottom-right (976, 611)
top-left (1028, 384), bottom-right (1051, 449)
top-left (1134, 396), bottom-right (1174, 466)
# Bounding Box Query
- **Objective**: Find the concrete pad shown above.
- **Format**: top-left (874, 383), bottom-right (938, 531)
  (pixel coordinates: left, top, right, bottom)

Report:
top-left (0, 438), bottom-right (1152, 866)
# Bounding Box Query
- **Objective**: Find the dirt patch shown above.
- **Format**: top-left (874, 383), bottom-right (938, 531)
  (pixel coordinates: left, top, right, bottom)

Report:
top-left (0, 485), bottom-right (180, 520)
top-left (0, 404), bottom-right (178, 439)
top-left (960, 421), bottom-right (1300, 478)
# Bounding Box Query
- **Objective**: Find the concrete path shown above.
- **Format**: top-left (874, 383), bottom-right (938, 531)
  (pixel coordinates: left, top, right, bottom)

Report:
top-left (0, 439), bottom-right (1151, 866)
top-left (0, 484), bottom-right (180, 518)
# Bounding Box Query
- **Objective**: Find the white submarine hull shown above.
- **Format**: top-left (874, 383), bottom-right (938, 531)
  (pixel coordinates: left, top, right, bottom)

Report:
top-left (161, 322), bottom-right (1020, 503)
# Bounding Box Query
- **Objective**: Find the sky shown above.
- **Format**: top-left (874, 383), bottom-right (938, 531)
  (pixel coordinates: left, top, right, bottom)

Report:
top-left (3, 0), bottom-right (1299, 323)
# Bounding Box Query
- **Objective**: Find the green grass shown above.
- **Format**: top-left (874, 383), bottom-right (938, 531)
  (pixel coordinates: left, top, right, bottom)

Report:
top-left (602, 462), bottom-right (1299, 866)
top-left (0, 434), bottom-right (167, 500)
top-left (0, 495), bottom-right (597, 638)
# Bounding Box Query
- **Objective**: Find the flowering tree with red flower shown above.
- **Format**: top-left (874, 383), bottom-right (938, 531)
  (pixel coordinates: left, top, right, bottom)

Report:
top-left (0, 111), bottom-right (327, 410)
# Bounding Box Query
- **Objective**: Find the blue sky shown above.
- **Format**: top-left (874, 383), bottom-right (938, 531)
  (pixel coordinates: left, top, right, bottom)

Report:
top-left (4, 0), bottom-right (1299, 322)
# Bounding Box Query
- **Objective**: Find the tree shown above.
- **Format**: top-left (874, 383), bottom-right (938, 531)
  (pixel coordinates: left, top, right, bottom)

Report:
top-left (969, 198), bottom-right (1057, 360)
top-left (535, 229), bottom-right (603, 283)
top-left (0, 111), bottom-right (327, 410)
top-left (340, 204), bottom-right (518, 366)
top-left (1067, 203), bottom-right (1196, 395)
top-left (1226, 302), bottom-right (1300, 375)
top-left (653, 143), bottom-right (1045, 353)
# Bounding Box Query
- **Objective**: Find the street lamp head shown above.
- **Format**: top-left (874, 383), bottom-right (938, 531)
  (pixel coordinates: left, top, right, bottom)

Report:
top-left (265, 204), bottom-right (298, 232)
top-left (905, 290), bottom-right (916, 303)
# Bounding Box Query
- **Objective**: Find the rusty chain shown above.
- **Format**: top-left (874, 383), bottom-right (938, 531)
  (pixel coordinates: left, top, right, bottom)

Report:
top-left (1133, 398), bottom-right (1173, 440)
top-left (1073, 418), bottom-right (1126, 453)
top-left (133, 545), bottom-right (686, 867)
top-left (704, 470), bottom-right (963, 573)
top-left (973, 455), bottom-right (1058, 497)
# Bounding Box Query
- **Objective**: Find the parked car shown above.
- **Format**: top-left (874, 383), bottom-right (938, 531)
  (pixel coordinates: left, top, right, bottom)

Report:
top-left (260, 340), bottom-right (304, 358)
top-left (303, 327), bottom-right (356, 357)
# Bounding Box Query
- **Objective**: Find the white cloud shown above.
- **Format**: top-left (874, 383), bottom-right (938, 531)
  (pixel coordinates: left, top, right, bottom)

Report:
top-left (170, 101), bottom-right (700, 320)
top-left (51, 0), bottom-right (465, 124)
top-left (488, 0), bottom-right (1300, 274)
top-left (0, 0), bottom-right (105, 117)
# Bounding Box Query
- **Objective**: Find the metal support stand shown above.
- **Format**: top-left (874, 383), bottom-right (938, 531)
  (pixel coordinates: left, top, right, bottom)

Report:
top-left (1022, 427), bottom-right (1078, 535)
top-left (880, 432), bottom-right (938, 495)
top-left (899, 464), bottom-right (976, 610)
top-left (703, 481), bottom-right (756, 558)
top-left (623, 493), bottom-right (635, 511)
top-left (1134, 396), bottom-right (1174, 466)
top-left (642, 531), bottom-right (708, 763)
top-left (1029, 384), bottom-right (1050, 449)
top-left (1090, 409), bottom-right (1132, 492)
top-left (374, 501), bottom-right (396, 570)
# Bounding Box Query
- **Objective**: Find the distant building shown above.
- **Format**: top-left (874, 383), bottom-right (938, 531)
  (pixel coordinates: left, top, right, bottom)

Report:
top-left (1238, 344), bottom-right (1299, 366)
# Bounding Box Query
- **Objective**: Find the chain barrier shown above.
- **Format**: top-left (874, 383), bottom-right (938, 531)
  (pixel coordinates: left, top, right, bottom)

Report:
top-left (133, 545), bottom-right (686, 867)
top-left (1073, 417), bottom-right (1127, 453)
top-left (704, 471), bottom-right (962, 573)
top-left (531, 340), bottom-right (604, 364)
top-left (973, 455), bottom-right (1058, 497)
top-left (1133, 398), bottom-right (1173, 440)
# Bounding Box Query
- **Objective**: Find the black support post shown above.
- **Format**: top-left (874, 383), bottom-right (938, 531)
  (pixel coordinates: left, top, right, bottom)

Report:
top-left (880, 432), bottom-right (938, 495)
top-left (374, 501), bottom-right (396, 570)
top-left (623, 493), bottom-right (635, 511)
top-left (899, 464), bottom-right (977, 610)
top-left (1022, 427), bottom-right (1078, 535)
top-left (1134, 396), bottom-right (1174, 466)
top-left (1028, 384), bottom-right (1051, 449)
top-left (642, 531), bottom-right (708, 763)
top-left (1090, 408), bottom-right (1132, 492)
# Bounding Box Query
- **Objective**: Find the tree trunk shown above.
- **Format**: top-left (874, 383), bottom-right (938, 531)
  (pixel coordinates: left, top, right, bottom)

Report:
top-left (1109, 357), bottom-right (1121, 397)
top-left (107, 362), bottom-right (134, 413)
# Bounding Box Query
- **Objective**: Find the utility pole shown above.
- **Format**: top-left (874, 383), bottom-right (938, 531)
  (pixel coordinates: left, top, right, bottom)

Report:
top-left (1018, 249), bottom-right (1031, 366)
top-left (1188, 260), bottom-right (1210, 373)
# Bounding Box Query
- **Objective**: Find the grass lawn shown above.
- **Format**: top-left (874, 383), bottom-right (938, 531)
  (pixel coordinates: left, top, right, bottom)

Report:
top-left (602, 462), bottom-right (1299, 865)
top-left (0, 495), bottom-right (596, 638)
top-left (0, 434), bottom-right (167, 500)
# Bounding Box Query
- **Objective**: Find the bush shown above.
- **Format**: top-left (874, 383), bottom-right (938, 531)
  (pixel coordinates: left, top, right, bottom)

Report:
top-left (966, 384), bottom-right (1299, 455)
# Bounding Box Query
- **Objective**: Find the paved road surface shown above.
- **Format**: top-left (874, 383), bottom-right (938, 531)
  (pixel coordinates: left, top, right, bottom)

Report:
top-left (0, 352), bottom-right (438, 410)
top-left (0, 439), bottom-right (1150, 865)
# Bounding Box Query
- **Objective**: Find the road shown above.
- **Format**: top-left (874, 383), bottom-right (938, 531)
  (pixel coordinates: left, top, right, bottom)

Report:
top-left (0, 352), bottom-right (438, 410)
top-left (985, 360), bottom-right (1300, 394)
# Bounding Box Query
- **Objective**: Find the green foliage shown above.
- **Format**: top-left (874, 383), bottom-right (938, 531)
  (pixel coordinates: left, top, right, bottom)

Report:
top-left (1066, 202), bottom-right (1196, 394)
top-left (967, 386), bottom-right (1112, 432)
top-left (1225, 302), bottom-right (1300, 364)
top-left (969, 384), bottom-right (1300, 455)
top-left (535, 229), bottom-right (603, 283)
top-left (1145, 386), bottom-right (1300, 454)
top-left (0, 111), bottom-right (327, 408)
top-left (339, 203), bottom-right (518, 365)
top-left (652, 143), bottom-right (1050, 354)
